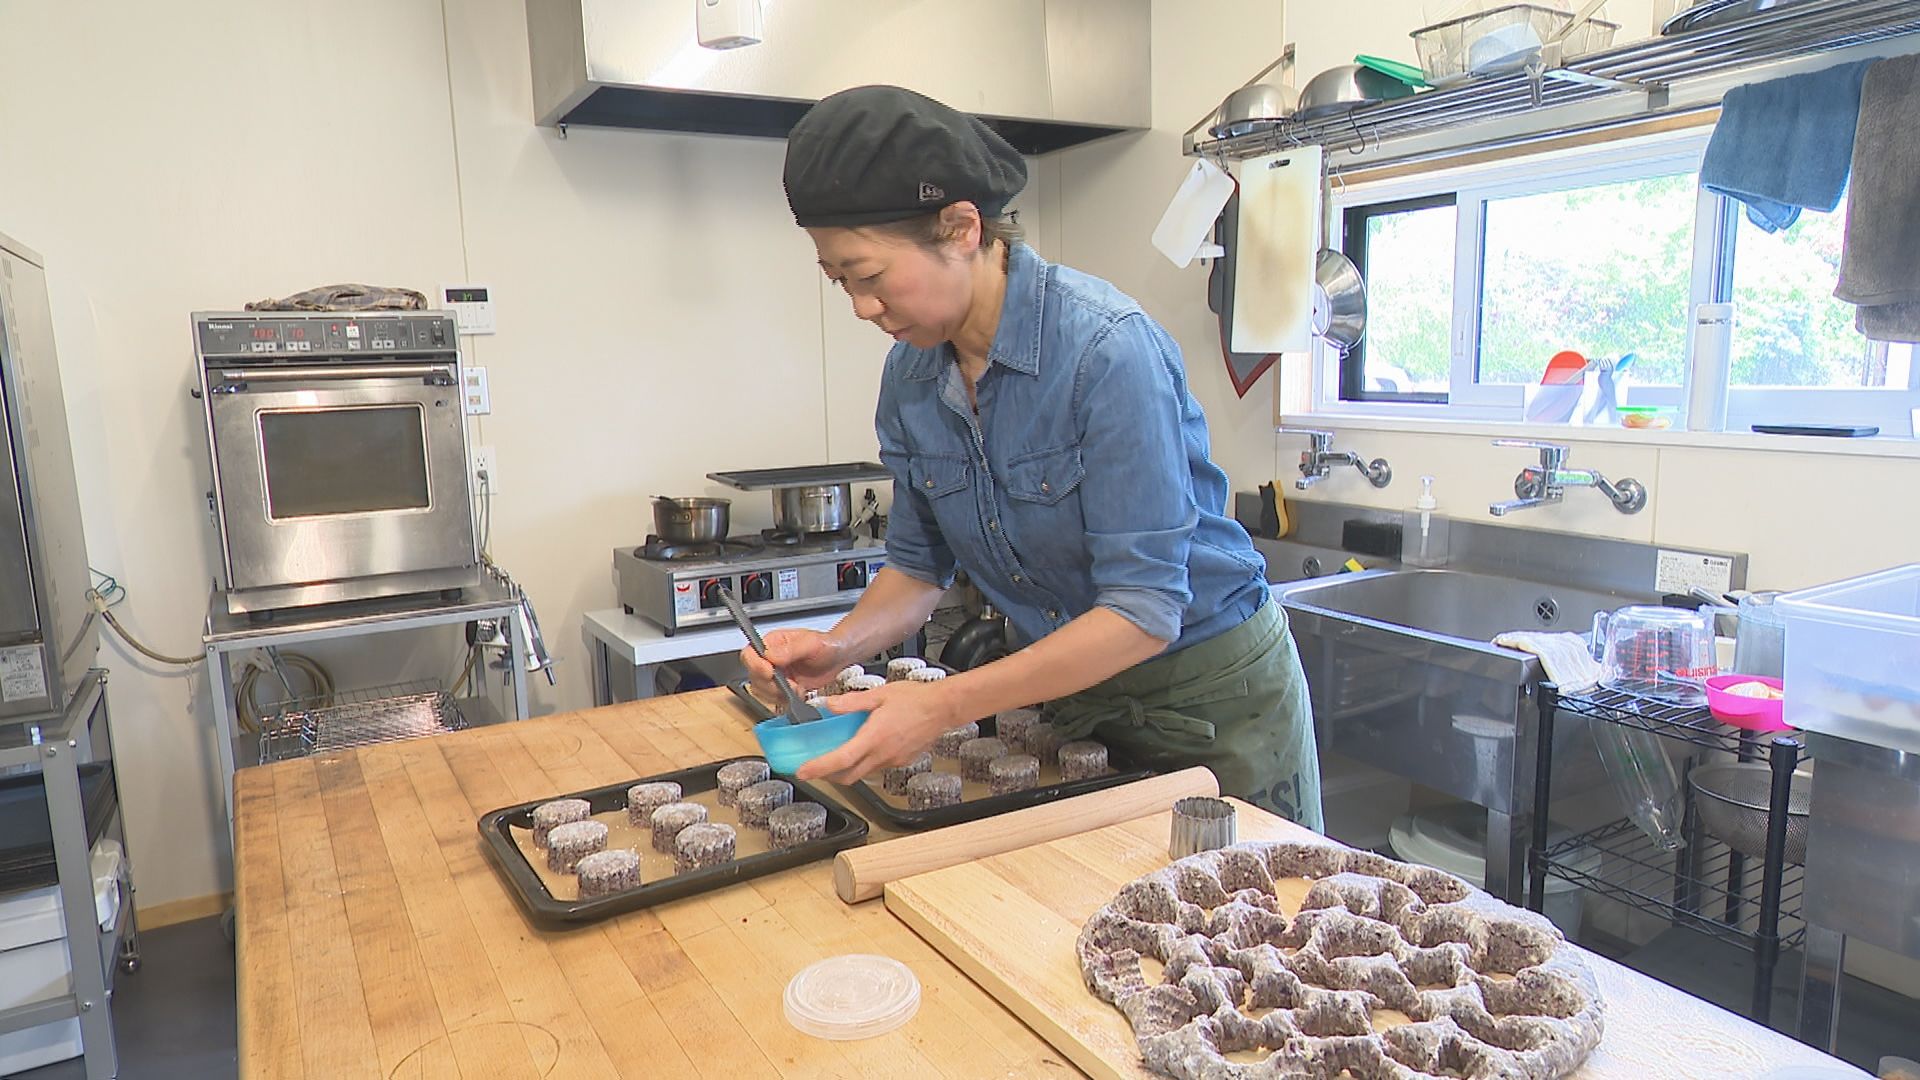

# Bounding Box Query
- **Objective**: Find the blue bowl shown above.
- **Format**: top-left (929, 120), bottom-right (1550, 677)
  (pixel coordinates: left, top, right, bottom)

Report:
top-left (753, 707), bottom-right (870, 775)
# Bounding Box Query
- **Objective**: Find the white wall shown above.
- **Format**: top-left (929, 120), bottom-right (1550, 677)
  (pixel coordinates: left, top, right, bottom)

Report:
top-left (1039, 0), bottom-right (1291, 490)
top-left (0, 0), bottom-right (1057, 911)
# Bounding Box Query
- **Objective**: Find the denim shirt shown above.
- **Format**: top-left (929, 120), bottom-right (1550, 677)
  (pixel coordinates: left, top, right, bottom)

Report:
top-left (876, 243), bottom-right (1269, 653)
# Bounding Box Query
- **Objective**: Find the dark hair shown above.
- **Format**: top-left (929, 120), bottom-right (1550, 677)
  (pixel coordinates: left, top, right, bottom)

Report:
top-left (869, 208), bottom-right (1023, 259)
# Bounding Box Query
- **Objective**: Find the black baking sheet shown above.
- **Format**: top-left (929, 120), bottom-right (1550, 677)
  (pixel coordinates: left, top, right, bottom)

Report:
top-left (478, 756), bottom-right (867, 926)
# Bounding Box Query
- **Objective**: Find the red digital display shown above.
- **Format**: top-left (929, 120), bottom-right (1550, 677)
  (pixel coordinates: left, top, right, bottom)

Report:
top-left (285, 326), bottom-right (307, 340)
top-left (251, 327), bottom-right (277, 341)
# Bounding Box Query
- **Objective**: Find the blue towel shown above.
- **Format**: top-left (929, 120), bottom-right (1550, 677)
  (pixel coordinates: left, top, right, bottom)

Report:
top-left (1701, 60), bottom-right (1874, 233)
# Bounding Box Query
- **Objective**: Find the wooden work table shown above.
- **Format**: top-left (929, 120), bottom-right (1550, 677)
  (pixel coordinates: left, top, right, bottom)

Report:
top-left (234, 688), bottom-right (1864, 1079)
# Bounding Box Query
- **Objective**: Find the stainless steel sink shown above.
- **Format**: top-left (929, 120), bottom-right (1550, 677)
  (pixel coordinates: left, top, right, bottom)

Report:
top-left (1279, 568), bottom-right (1646, 902)
top-left (1282, 567), bottom-right (1622, 643)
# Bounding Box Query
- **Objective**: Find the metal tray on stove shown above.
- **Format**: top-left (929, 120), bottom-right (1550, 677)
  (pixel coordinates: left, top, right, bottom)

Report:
top-left (478, 756), bottom-right (867, 926)
top-left (726, 664), bottom-right (1157, 830)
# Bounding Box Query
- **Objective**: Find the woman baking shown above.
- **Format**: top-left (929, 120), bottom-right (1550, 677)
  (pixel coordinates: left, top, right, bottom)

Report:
top-left (742, 85), bottom-right (1322, 828)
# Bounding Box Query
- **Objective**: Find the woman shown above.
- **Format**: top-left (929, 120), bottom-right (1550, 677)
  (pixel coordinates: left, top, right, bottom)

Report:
top-left (743, 85), bottom-right (1321, 828)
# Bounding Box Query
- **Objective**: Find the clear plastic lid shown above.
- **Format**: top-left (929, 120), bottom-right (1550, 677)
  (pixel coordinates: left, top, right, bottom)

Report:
top-left (783, 954), bottom-right (921, 1041)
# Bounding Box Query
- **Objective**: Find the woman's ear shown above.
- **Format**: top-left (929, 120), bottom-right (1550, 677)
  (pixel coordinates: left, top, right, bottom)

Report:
top-left (938, 201), bottom-right (984, 256)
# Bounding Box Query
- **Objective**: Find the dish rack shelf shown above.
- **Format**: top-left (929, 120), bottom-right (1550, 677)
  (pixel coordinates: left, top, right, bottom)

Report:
top-left (257, 679), bottom-right (467, 764)
top-left (1187, 0), bottom-right (1920, 167)
top-left (1529, 684), bottom-right (1808, 1027)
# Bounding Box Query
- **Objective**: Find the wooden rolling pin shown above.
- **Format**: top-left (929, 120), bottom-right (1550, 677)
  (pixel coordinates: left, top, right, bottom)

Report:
top-left (832, 766), bottom-right (1219, 903)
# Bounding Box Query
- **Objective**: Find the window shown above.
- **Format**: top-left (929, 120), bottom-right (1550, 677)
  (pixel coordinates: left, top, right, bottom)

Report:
top-left (1479, 172), bottom-right (1697, 387)
top-left (1342, 196), bottom-right (1454, 401)
top-left (1318, 132), bottom-right (1920, 434)
top-left (1729, 197), bottom-right (1915, 391)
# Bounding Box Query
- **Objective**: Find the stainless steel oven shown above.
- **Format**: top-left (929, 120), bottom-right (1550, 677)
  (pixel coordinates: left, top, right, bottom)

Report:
top-left (194, 311), bottom-right (481, 615)
top-left (0, 231), bottom-right (95, 725)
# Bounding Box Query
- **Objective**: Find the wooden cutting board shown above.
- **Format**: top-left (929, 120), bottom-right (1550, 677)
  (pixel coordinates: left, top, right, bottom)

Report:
top-left (884, 800), bottom-right (1866, 1080)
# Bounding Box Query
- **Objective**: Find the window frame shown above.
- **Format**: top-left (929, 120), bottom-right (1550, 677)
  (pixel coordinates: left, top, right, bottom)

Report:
top-left (1314, 128), bottom-right (1920, 435)
top-left (1339, 192), bottom-right (1457, 405)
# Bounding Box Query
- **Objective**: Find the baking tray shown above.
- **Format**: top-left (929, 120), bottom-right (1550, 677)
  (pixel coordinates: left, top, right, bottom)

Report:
top-left (478, 757), bottom-right (867, 926)
top-left (0, 762), bottom-right (118, 894)
top-left (706, 462), bottom-right (892, 491)
top-left (726, 665), bottom-right (1157, 830)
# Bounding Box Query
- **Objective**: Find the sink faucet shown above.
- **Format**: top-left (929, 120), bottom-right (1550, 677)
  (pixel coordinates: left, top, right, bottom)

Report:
top-left (1280, 428), bottom-right (1392, 491)
top-left (1487, 439), bottom-right (1647, 516)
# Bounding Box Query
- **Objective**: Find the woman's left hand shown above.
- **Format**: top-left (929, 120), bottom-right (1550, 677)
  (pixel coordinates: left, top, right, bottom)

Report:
top-left (795, 681), bottom-right (966, 784)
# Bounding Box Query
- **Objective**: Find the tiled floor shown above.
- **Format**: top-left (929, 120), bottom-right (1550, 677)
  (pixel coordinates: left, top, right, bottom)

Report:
top-left (17, 916), bottom-right (236, 1080)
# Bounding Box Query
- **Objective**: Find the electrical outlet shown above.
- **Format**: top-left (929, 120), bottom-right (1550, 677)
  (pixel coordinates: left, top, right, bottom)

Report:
top-left (472, 445), bottom-right (499, 495)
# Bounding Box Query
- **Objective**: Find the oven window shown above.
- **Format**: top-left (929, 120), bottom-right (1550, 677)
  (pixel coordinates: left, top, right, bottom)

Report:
top-left (259, 406), bottom-right (431, 519)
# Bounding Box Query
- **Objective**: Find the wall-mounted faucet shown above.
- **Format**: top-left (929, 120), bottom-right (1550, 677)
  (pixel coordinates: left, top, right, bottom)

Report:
top-left (1487, 439), bottom-right (1647, 516)
top-left (1280, 428), bottom-right (1392, 491)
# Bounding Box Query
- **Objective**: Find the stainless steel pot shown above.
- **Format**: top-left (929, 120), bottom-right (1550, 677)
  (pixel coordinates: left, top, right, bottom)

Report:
top-left (772, 484), bottom-right (851, 535)
top-left (652, 496), bottom-right (730, 543)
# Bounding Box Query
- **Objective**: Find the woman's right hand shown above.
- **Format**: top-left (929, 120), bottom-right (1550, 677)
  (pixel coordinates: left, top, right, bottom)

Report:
top-left (741, 629), bottom-right (847, 703)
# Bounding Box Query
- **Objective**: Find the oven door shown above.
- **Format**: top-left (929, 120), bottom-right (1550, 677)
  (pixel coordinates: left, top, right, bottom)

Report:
top-left (206, 364), bottom-right (477, 591)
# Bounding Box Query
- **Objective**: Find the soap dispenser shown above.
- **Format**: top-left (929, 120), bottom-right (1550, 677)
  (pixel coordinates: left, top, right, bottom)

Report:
top-left (1402, 476), bottom-right (1450, 568)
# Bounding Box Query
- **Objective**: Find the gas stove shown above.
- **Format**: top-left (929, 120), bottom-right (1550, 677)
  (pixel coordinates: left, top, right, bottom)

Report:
top-left (614, 529), bottom-right (885, 635)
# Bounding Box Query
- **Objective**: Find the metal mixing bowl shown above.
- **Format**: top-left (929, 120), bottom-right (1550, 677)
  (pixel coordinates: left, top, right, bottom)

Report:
top-left (1689, 761), bottom-right (1812, 864)
top-left (1294, 64), bottom-right (1416, 122)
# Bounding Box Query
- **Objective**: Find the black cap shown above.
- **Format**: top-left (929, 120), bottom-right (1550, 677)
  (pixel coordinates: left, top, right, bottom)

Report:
top-left (783, 85), bottom-right (1028, 228)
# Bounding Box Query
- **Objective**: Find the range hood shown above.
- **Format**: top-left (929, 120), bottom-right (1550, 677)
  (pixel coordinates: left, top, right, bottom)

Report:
top-left (526, 0), bottom-right (1150, 153)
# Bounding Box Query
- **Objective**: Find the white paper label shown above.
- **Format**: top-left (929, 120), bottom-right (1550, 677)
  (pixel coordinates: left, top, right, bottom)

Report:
top-left (776, 568), bottom-right (800, 601)
top-left (1655, 550), bottom-right (1735, 597)
top-left (672, 581), bottom-right (698, 615)
top-left (0, 646), bottom-right (47, 703)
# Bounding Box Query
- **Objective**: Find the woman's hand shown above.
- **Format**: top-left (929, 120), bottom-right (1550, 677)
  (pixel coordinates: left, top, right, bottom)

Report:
top-left (796, 681), bottom-right (966, 784)
top-left (741, 629), bottom-right (847, 704)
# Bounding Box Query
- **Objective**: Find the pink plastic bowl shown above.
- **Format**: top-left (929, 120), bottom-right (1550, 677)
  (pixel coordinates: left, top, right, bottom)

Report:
top-left (1705, 674), bottom-right (1790, 732)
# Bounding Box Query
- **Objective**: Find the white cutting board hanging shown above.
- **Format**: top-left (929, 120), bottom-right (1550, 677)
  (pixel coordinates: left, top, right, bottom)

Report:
top-left (1231, 145), bottom-right (1321, 354)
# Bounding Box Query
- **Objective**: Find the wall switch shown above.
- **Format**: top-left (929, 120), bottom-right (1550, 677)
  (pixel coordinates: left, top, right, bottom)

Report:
top-left (462, 365), bottom-right (491, 415)
top-left (472, 445), bottom-right (499, 495)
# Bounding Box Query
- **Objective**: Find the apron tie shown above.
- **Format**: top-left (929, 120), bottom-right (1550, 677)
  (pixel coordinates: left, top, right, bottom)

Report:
top-left (1047, 679), bottom-right (1250, 743)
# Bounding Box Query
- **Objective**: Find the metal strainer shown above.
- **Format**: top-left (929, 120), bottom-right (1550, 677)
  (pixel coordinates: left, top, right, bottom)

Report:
top-left (1689, 762), bottom-right (1812, 864)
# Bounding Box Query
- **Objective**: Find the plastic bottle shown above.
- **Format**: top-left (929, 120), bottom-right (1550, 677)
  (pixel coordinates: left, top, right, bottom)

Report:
top-left (1401, 476), bottom-right (1450, 568)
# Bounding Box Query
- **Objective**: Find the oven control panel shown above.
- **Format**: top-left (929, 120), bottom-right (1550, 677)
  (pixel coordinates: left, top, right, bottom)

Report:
top-left (194, 312), bottom-right (457, 362)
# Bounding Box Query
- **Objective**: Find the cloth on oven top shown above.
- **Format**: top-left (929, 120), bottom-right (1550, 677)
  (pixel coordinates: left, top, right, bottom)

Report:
top-left (245, 284), bottom-right (428, 312)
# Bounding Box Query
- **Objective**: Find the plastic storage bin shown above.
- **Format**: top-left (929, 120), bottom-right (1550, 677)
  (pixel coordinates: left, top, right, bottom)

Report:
top-left (1778, 564), bottom-right (1920, 753)
top-left (1411, 3), bottom-right (1620, 85)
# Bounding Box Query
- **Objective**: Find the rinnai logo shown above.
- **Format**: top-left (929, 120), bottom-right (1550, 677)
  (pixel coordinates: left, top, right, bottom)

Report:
top-left (917, 181), bottom-right (945, 202)
top-left (207, 323), bottom-right (234, 331)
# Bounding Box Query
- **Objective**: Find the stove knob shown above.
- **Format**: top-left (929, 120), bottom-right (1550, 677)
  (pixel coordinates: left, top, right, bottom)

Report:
top-left (741, 573), bottom-right (773, 603)
top-left (837, 561), bottom-right (868, 591)
top-left (700, 578), bottom-right (730, 609)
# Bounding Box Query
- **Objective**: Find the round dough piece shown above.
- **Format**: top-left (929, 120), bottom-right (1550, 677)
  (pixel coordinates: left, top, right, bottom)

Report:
top-left (626, 782), bottom-right (682, 826)
top-left (531, 798), bottom-right (591, 848)
top-left (906, 771), bottom-right (963, 810)
top-left (545, 820), bottom-right (608, 873)
top-left (649, 801), bottom-right (709, 853)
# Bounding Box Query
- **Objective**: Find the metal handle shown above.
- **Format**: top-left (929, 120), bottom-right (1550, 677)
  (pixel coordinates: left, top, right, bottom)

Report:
top-left (717, 586), bottom-right (820, 723)
top-left (1494, 438), bottom-right (1569, 469)
top-left (217, 364), bottom-right (451, 383)
top-left (1281, 428), bottom-right (1335, 448)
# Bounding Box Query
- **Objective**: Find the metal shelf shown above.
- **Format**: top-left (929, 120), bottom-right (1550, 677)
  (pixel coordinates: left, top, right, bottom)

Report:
top-left (1188, 0), bottom-right (1920, 165)
top-left (1530, 683), bottom-right (1808, 1024)
top-left (1552, 686), bottom-right (1783, 755)
top-left (1543, 817), bottom-right (1806, 951)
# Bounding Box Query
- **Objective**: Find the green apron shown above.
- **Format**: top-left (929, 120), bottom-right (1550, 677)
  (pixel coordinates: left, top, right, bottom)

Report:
top-left (1047, 597), bottom-right (1323, 832)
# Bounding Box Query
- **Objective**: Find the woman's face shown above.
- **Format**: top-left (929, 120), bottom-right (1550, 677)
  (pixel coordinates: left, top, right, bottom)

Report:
top-left (809, 223), bottom-right (974, 351)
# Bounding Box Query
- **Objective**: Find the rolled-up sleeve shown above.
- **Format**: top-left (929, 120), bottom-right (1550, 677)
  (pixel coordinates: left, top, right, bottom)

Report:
top-left (876, 380), bottom-right (959, 590)
top-left (1074, 314), bottom-right (1197, 642)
